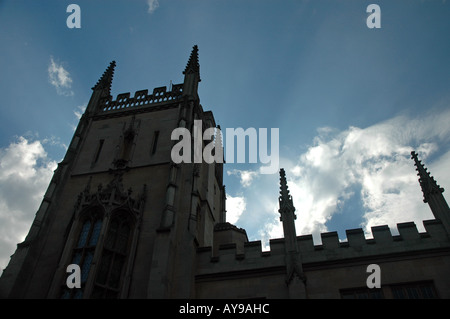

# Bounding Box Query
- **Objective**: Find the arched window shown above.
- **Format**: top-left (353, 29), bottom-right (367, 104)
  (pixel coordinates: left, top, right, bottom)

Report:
top-left (91, 210), bottom-right (133, 298)
top-left (61, 208), bottom-right (103, 299)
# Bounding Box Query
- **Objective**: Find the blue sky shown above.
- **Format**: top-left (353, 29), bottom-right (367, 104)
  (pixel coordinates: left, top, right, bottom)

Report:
top-left (1, 0), bottom-right (450, 269)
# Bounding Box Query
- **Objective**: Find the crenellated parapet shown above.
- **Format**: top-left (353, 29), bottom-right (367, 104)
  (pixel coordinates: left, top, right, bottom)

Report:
top-left (196, 219), bottom-right (450, 279)
top-left (99, 84), bottom-right (184, 113)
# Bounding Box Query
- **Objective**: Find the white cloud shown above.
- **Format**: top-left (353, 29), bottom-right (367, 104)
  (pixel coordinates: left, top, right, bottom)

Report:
top-left (226, 193), bottom-right (246, 225)
top-left (0, 137), bottom-right (57, 273)
top-left (48, 56), bottom-right (74, 96)
top-left (289, 110), bottom-right (450, 241)
top-left (147, 0), bottom-right (160, 14)
top-left (227, 169), bottom-right (259, 187)
top-left (233, 108), bottom-right (450, 247)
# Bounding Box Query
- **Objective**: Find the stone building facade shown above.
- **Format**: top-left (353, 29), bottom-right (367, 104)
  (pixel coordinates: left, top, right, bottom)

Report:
top-left (0, 46), bottom-right (449, 299)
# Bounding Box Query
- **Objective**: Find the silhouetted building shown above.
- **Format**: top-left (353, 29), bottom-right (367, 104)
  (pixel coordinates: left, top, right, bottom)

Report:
top-left (1, 47), bottom-right (449, 299)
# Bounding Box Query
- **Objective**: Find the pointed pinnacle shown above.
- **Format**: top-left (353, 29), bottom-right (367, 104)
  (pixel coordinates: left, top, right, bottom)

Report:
top-left (411, 151), bottom-right (430, 178)
top-left (279, 168), bottom-right (294, 210)
top-left (411, 151), bottom-right (444, 203)
top-left (92, 60), bottom-right (116, 94)
top-left (215, 125), bottom-right (223, 146)
top-left (279, 168), bottom-right (289, 197)
top-left (183, 45), bottom-right (200, 80)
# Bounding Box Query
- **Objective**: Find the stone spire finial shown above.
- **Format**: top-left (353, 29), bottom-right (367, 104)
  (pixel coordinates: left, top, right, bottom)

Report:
top-left (182, 46), bottom-right (201, 99)
top-left (278, 169), bottom-right (297, 246)
top-left (183, 45), bottom-right (201, 81)
top-left (92, 60), bottom-right (116, 95)
top-left (279, 168), bottom-right (295, 215)
top-left (278, 169), bottom-right (307, 289)
top-left (215, 125), bottom-right (224, 161)
top-left (411, 151), bottom-right (444, 203)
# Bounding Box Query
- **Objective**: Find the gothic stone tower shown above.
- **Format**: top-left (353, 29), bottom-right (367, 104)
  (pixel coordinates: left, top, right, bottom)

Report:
top-left (0, 46), bottom-right (226, 298)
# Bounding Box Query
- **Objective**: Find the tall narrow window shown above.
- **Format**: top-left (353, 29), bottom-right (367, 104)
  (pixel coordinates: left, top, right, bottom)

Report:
top-left (94, 139), bottom-right (105, 164)
top-left (151, 131), bottom-right (159, 155)
top-left (91, 211), bottom-right (133, 299)
top-left (61, 211), bottom-right (103, 299)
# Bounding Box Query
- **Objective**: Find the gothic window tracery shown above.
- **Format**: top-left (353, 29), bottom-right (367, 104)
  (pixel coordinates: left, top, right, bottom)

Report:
top-left (61, 207), bottom-right (104, 299)
top-left (92, 210), bottom-right (134, 299)
top-left (58, 172), bottom-right (144, 299)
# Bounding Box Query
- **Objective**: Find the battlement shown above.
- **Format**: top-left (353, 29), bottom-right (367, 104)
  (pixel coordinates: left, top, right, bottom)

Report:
top-left (99, 83), bottom-right (184, 113)
top-left (196, 219), bottom-right (450, 277)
